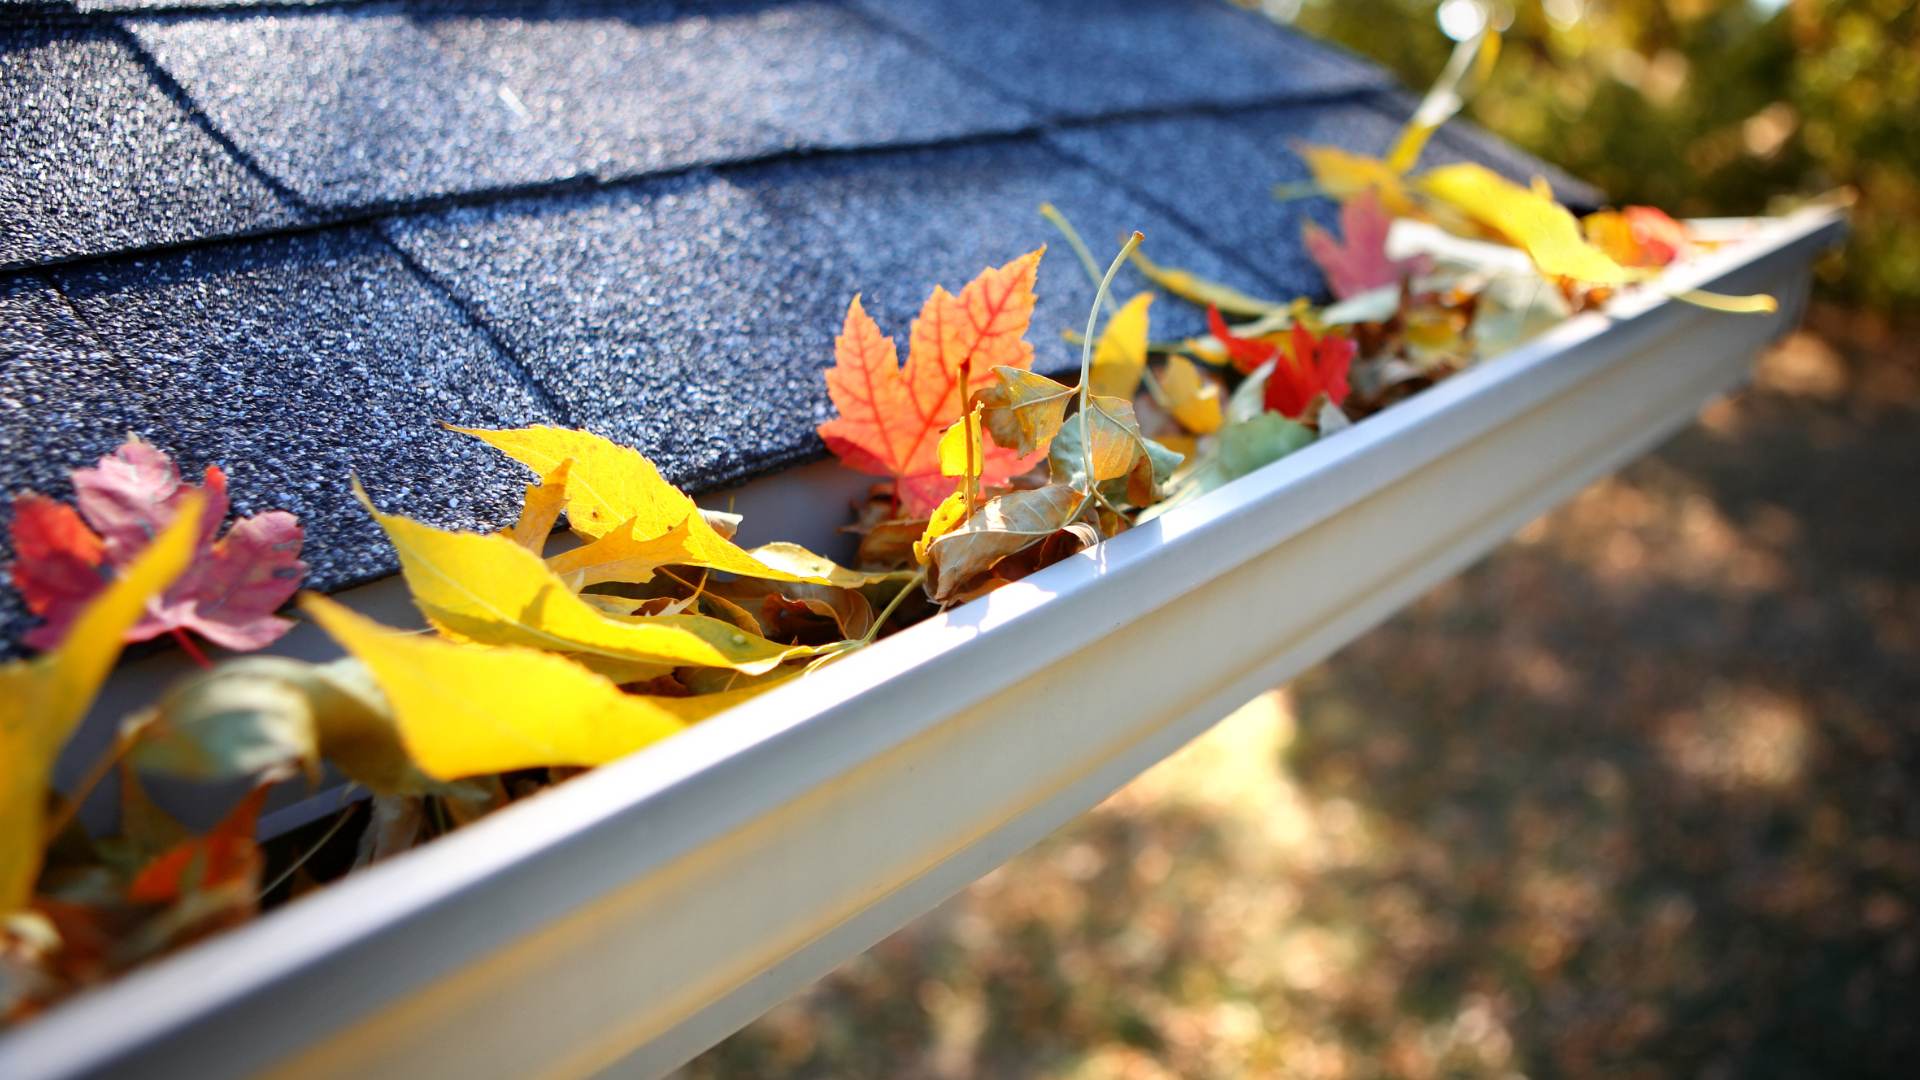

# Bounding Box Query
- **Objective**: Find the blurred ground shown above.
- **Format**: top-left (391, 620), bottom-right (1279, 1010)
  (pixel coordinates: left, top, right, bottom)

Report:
top-left (681, 306), bottom-right (1919, 1079)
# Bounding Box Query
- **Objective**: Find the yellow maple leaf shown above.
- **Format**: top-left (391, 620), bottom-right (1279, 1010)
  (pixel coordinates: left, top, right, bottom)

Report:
top-left (1, 497), bottom-right (202, 913)
top-left (302, 596), bottom-right (787, 778)
top-left (358, 484), bottom-right (818, 674)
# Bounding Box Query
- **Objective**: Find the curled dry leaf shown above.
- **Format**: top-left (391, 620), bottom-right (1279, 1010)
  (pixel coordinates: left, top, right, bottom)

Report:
top-left (123, 656), bottom-right (434, 796)
top-left (974, 367), bottom-right (1075, 458)
top-left (1048, 398), bottom-right (1184, 508)
top-left (924, 485), bottom-right (1080, 602)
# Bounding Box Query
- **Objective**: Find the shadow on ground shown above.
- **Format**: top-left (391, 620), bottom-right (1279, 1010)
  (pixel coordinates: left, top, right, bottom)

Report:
top-left (682, 304), bottom-right (1919, 1079)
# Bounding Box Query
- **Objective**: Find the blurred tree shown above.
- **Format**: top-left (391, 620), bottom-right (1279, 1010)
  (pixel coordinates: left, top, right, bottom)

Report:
top-left (1255, 0), bottom-right (1919, 310)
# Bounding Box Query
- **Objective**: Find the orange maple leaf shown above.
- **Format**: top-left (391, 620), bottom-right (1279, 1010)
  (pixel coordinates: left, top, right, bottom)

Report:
top-left (818, 250), bottom-right (1046, 517)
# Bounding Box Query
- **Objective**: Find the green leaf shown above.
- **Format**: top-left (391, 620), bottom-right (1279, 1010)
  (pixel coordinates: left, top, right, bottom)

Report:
top-left (1139, 413), bottom-right (1315, 523)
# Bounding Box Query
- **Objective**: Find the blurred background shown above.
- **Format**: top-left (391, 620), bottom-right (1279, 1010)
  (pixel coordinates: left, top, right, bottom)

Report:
top-left (683, 1), bottom-right (1918, 1075)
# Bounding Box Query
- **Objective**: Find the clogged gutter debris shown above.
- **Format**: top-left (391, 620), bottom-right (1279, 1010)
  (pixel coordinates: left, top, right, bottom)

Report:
top-left (0, 29), bottom-right (1778, 1023)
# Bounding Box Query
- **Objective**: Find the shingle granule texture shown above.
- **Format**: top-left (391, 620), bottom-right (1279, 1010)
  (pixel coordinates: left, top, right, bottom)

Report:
top-left (1048, 95), bottom-right (1606, 300)
top-left (386, 141), bottom-right (1267, 493)
top-left (419, 1), bottom-right (1038, 182)
top-left (847, 0), bottom-right (1390, 119)
top-left (124, 7), bottom-right (585, 209)
top-left (0, 272), bottom-right (159, 652)
top-left (0, 25), bottom-right (302, 269)
top-left (46, 228), bottom-right (562, 594)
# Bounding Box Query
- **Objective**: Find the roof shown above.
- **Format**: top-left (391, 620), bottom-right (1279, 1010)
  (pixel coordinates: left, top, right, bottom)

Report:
top-left (0, 0), bottom-right (1601, 651)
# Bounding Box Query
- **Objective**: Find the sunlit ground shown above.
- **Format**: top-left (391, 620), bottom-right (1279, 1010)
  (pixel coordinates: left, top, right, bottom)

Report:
top-left (683, 304), bottom-right (1919, 1079)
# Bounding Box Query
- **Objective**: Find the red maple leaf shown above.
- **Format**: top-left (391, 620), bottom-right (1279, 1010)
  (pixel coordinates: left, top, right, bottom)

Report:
top-left (1207, 307), bottom-right (1354, 421)
top-left (8, 437), bottom-right (306, 654)
top-left (127, 783), bottom-right (271, 905)
top-left (1302, 190), bottom-right (1432, 300)
top-left (817, 250), bottom-right (1047, 517)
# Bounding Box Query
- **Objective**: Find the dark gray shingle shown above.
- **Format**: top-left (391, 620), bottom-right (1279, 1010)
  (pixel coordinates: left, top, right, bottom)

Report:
top-left (45, 227), bottom-right (562, 593)
top-left (124, 6), bottom-right (585, 209)
top-left (0, 24), bottom-right (303, 269)
top-left (420, 1), bottom-right (1038, 181)
top-left (0, 272), bottom-right (156, 650)
top-left (847, 0), bottom-right (1389, 119)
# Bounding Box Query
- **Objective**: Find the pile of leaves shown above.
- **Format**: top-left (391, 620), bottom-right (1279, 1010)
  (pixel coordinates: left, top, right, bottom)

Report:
top-left (0, 27), bottom-right (1773, 1024)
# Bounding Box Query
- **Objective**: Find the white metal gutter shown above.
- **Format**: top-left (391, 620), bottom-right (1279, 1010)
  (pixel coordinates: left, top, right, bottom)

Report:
top-left (0, 207), bottom-right (1843, 1080)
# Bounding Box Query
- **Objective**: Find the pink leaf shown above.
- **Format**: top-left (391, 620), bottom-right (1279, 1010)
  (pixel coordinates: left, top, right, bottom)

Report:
top-left (1302, 190), bottom-right (1431, 300)
top-left (10, 437), bottom-right (305, 653)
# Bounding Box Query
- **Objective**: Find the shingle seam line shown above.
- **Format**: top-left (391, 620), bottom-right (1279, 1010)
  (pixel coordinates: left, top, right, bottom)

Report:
top-left (105, 18), bottom-right (318, 217)
top-left (373, 224), bottom-right (578, 427)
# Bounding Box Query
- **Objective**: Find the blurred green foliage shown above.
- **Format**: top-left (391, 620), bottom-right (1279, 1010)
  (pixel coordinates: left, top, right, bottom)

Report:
top-left (1278, 0), bottom-right (1919, 311)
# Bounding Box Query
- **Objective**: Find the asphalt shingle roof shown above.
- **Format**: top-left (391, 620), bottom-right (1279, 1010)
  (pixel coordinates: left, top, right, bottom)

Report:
top-left (0, 0), bottom-right (1602, 651)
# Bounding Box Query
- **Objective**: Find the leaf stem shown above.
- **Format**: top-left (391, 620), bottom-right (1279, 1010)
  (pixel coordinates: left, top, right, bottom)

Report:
top-left (258, 794), bottom-right (359, 901)
top-left (862, 569), bottom-right (928, 645)
top-left (42, 735), bottom-right (134, 844)
top-left (1045, 207), bottom-right (1170, 407)
top-left (1079, 232), bottom-right (1145, 516)
top-left (170, 627), bottom-right (214, 670)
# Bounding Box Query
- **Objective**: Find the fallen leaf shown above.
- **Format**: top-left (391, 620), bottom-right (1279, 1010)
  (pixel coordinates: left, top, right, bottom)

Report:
top-left (126, 783), bottom-right (270, 905)
top-left (544, 516), bottom-right (701, 590)
top-left (1303, 190), bottom-right (1432, 299)
top-left (359, 483), bottom-right (814, 675)
top-left (124, 664), bottom-right (321, 783)
top-left (937, 407), bottom-right (986, 479)
top-left (10, 438), bottom-right (305, 652)
top-left (925, 485), bottom-right (1081, 602)
top-left (1583, 205), bottom-right (1689, 268)
top-left (1159, 355), bottom-right (1224, 435)
top-left (1140, 413), bottom-right (1317, 523)
top-left (1419, 164), bottom-right (1636, 285)
top-left (302, 596), bottom-right (791, 778)
top-left (1049, 398), bottom-right (1184, 508)
top-left (914, 488), bottom-right (969, 567)
top-left (1294, 143), bottom-right (1420, 218)
top-left (123, 656), bottom-right (435, 796)
top-left (1, 498), bottom-right (202, 914)
top-left (1089, 292), bottom-right (1154, 399)
top-left (1208, 308), bottom-right (1352, 420)
top-left (817, 252), bottom-right (1046, 516)
top-left (974, 367), bottom-right (1075, 458)
top-left (451, 426), bottom-right (818, 583)
top-left (507, 458), bottom-right (571, 553)
top-left (744, 543), bottom-right (916, 590)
